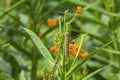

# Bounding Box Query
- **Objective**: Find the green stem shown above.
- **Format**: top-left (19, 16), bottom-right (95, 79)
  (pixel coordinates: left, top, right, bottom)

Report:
top-left (63, 37), bottom-right (66, 80)
top-left (67, 13), bottom-right (77, 24)
top-left (113, 32), bottom-right (120, 72)
top-left (64, 10), bottom-right (68, 31)
top-left (61, 34), bottom-right (66, 80)
top-left (82, 0), bottom-right (100, 11)
top-left (30, 2), bottom-right (38, 78)
top-left (31, 48), bottom-right (38, 80)
top-left (112, 32), bottom-right (118, 50)
top-left (112, 31), bottom-right (120, 72)
top-left (59, 16), bottom-right (62, 32)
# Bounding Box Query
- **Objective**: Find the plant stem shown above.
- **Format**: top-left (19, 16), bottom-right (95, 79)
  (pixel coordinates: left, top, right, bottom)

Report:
top-left (59, 16), bottom-right (62, 32)
top-left (31, 48), bottom-right (38, 80)
top-left (67, 13), bottom-right (77, 24)
top-left (112, 32), bottom-right (118, 50)
top-left (64, 10), bottom-right (68, 31)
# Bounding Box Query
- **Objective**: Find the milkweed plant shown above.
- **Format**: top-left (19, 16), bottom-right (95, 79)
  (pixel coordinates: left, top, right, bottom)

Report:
top-left (0, 0), bottom-right (120, 80)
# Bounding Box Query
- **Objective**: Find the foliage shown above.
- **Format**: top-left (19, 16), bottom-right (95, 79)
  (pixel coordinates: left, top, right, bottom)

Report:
top-left (0, 0), bottom-right (120, 80)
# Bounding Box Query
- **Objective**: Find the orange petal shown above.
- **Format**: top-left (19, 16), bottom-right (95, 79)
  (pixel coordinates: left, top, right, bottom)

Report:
top-left (79, 52), bottom-right (88, 59)
top-left (77, 6), bottom-right (82, 10)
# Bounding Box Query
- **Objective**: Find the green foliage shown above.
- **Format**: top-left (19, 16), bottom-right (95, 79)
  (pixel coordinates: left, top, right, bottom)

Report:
top-left (0, 0), bottom-right (120, 80)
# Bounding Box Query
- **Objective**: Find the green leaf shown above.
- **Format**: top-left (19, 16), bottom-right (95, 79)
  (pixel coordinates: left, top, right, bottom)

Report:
top-left (0, 48), bottom-right (29, 72)
top-left (93, 55), bottom-right (119, 68)
top-left (0, 0), bottom-right (25, 18)
top-left (23, 28), bottom-right (54, 68)
top-left (100, 48), bottom-right (120, 55)
top-left (39, 0), bottom-right (65, 20)
top-left (8, 40), bottom-right (32, 59)
top-left (20, 70), bottom-right (26, 80)
top-left (82, 64), bottom-right (112, 80)
top-left (0, 57), bottom-right (11, 76)
top-left (10, 51), bottom-right (26, 68)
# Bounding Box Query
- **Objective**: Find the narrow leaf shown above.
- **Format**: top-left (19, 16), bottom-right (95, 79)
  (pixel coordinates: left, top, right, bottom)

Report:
top-left (82, 64), bottom-right (112, 80)
top-left (20, 70), bottom-right (26, 80)
top-left (0, 0), bottom-right (25, 18)
top-left (23, 28), bottom-right (54, 68)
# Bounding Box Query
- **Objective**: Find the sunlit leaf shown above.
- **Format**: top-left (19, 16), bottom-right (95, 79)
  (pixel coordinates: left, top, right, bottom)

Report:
top-left (23, 28), bottom-right (54, 68)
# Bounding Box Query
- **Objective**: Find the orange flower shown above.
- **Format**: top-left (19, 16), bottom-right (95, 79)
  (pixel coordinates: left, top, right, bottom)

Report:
top-left (50, 43), bottom-right (88, 59)
top-left (50, 45), bottom-right (59, 54)
top-left (77, 6), bottom-right (82, 10)
top-left (47, 18), bottom-right (58, 27)
top-left (73, 6), bottom-right (82, 14)
top-left (55, 48), bottom-right (59, 53)
top-left (79, 52), bottom-right (88, 59)
top-left (69, 43), bottom-right (78, 55)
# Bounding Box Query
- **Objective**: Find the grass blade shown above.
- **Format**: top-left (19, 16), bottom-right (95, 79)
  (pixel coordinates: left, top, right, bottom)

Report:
top-left (82, 64), bottom-right (112, 80)
top-left (0, 0), bottom-right (25, 18)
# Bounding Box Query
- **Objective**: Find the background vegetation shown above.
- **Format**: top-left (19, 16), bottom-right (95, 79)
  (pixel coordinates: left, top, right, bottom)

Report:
top-left (0, 0), bottom-right (120, 80)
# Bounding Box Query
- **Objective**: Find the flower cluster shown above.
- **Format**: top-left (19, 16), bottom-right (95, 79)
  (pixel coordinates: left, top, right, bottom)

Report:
top-left (50, 43), bottom-right (88, 59)
top-left (47, 18), bottom-right (58, 27)
top-left (50, 45), bottom-right (59, 54)
top-left (69, 43), bottom-right (88, 58)
top-left (73, 6), bottom-right (82, 14)
top-left (69, 43), bottom-right (79, 55)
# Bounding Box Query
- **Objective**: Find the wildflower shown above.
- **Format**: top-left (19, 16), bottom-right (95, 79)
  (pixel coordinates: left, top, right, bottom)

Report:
top-left (69, 43), bottom-right (78, 55)
top-left (50, 45), bottom-right (59, 54)
top-left (47, 18), bottom-right (58, 27)
top-left (79, 52), bottom-right (88, 59)
top-left (73, 6), bottom-right (82, 14)
top-left (69, 42), bottom-right (84, 56)
top-left (50, 42), bottom-right (88, 58)
top-left (77, 6), bottom-right (82, 10)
